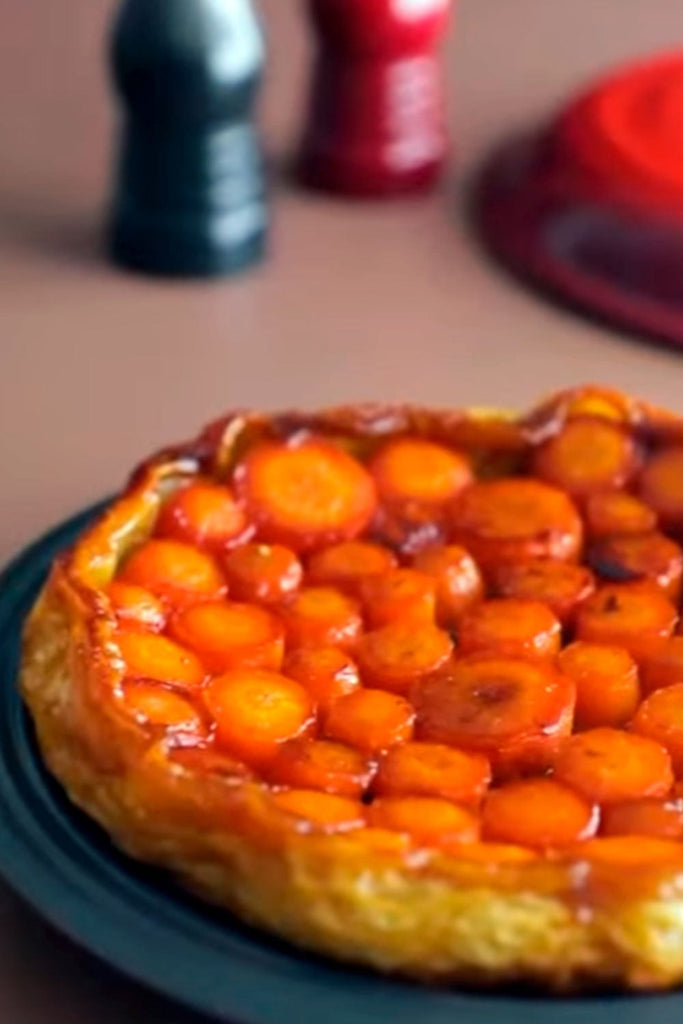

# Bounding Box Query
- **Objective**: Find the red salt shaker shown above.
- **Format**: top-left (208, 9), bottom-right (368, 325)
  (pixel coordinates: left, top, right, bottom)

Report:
top-left (298, 0), bottom-right (452, 197)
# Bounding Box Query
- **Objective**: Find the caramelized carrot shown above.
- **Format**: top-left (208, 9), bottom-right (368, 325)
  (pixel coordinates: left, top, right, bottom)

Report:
top-left (481, 779), bottom-right (598, 849)
top-left (370, 503), bottom-right (446, 558)
top-left (639, 447), bottom-right (683, 532)
top-left (375, 742), bottom-right (490, 805)
top-left (558, 642), bottom-right (640, 729)
top-left (271, 790), bottom-right (365, 832)
top-left (282, 646), bottom-right (360, 712)
top-left (369, 438), bottom-right (472, 506)
top-left (169, 600), bottom-right (284, 674)
top-left (489, 560), bottom-right (595, 625)
top-left (554, 728), bottom-right (673, 804)
top-left (450, 478), bottom-right (583, 573)
top-left (204, 670), bottom-right (314, 765)
top-left (414, 655), bottom-right (576, 777)
top-left (116, 632), bottom-right (205, 688)
top-left (641, 637), bottom-right (683, 695)
top-left (355, 621), bottom-right (453, 694)
top-left (588, 532), bottom-right (683, 602)
top-left (531, 418), bottom-right (638, 497)
top-left (155, 481), bottom-right (248, 550)
top-left (570, 836), bottom-right (683, 866)
top-left (307, 541), bottom-right (397, 595)
top-left (267, 739), bottom-right (374, 796)
top-left (584, 491), bottom-right (657, 538)
top-left (457, 599), bottom-right (562, 660)
top-left (222, 543), bottom-right (302, 604)
top-left (360, 568), bottom-right (437, 627)
top-left (412, 545), bottom-right (484, 626)
top-left (601, 798), bottom-right (683, 839)
top-left (105, 581), bottom-right (166, 631)
top-left (575, 583), bottom-right (678, 662)
top-left (119, 539), bottom-right (226, 603)
top-left (632, 683), bottom-right (683, 775)
top-left (366, 797), bottom-right (479, 847)
top-left (527, 386), bottom-right (639, 436)
top-left (120, 680), bottom-right (205, 733)
top-left (234, 438), bottom-right (377, 552)
top-left (324, 689), bottom-right (415, 752)
top-left (280, 587), bottom-right (363, 649)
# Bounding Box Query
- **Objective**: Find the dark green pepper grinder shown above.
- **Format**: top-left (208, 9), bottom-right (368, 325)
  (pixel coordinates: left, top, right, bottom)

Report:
top-left (109, 0), bottom-right (267, 277)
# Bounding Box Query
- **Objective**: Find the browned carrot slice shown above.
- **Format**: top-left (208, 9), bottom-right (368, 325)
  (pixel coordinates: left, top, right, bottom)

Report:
top-left (642, 637), bottom-right (683, 695)
top-left (360, 568), bottom-right (437, 627)
top-left (482, 778), bottom-right (598, 849)
top-left (119, 539), bottom-right (226, 603)
top-left (412, 545), bottom-right (484, 626)
top-left (601, 798), bottom-right (683, 839)
top-left (234, 438), bottom-right (377, 552)
top-left (222, 543), bottom-right (303, 604)
top-left (632, 683), bottom-right (683, 776)
top-left (355, 621), bottom-right (453, 695)
top-left (169, 600), bottom-right (284, 674)
top-left (267, 739), bottom-right (374, 796)
top-left (116, 632), bottom-right (206, 688)
top-left (584, 491), bottom-right (657, 538)
top-left (531, 418), bottom-right (639, 497)
top-left (324, 689), bottom-right (415, 752)
top-left (155, 481), bottom-right (249, 550)
top-left (457, 598), bottom-right (562, 660)
top-left (526, 386), bottom-right (640, 438)
top-left (370, 503), bottom-right (447, 558)
top-left (554, 728), bottom-right (673, 804)
top-left (450, 478), bottom-right (583, 573)
top-left (639, 447), bottom-right (683, 532)
top-left (282, 646), bottom-right (360, 712)
top-left (557, 641), bottom-right (640, 729)
top-left (588, 532), bottom-right (683, 602)
top-left (369, 438), bottom-right (472, 506)
top-left (280, 587), bottom-right (363, 649)
top-left (489, 560), bottom-right (595, 625)
top-left (307, 541), bottom-right (397, 595)
top-left (105, 581), bottom-right (166, 631)
top-left (414, 655), bottom-right (576, 777)
top-left (374, 742), bottom-right (490, 805)
top-left (366, 796), bottom-right (479, 847)
top-left (204, 670), bottom-right (314, 765)
top-left (120, 680), bottom-right (205, 734)
top-left (569, 836), bottom-right (683, 866)
top-left (575, 583), bottom-right (678, 662)
top-left (271, 790), bottom-right (365, 833)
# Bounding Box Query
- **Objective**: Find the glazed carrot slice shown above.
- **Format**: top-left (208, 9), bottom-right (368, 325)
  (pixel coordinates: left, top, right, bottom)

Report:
top-left (482, 778), bottom-right (598, 849)
top-left (641, 637), bottom-right (683, 695)
top-left (457, 599), bottom-right (562, 660)
top-left (569, 836), bottom-right (683, 866)
top-left (355, 621), bottom-right (453, 695)
top-left (588, 532), bottom-right (683, 602)
top-left (119, 539), bottom-right (226, 604)
top-left (282, 646), bottom-right (360, 712)
top-left (412, 545), bottom-right (484, 626)
top-left (116, 632), bottom-right (205, 688)
top-left (639, 447), bottom-right (683, 532)
top-left (234, 438), bottom-right (377, 552)
top-left (601, 798), bottom-right (683, 839)
top-left (374, 742), bottom-right (490, 805)
top-left (414, 655), bottom-right (576, 777)
top-left (366, 797), bottom-right (479, 847)
top-left (575, 583), bottom-right (678, 662)
top-left (450, 478), bottom-right (583, 573)
top-left (169, 600), bottom-right (285, 674)
top-left (121, 680), bottom-right (205, 733)
top-left (105, 581), bottom-right (166, 631)
top-left (280, 587), bottom-right (363, 650)
top-left (370, 503), bottom-right (446, 558)
top-left (324, 689), bottom-right (415, 752)
top-left (204, 670), bottom-right (314, 766)
top-left (489, 560), bottom-right (595, 626)
top-left (155, 481), bottom-right (248, 550)
top-left (271, 790), bottom-right (365, 833)
top-left (359, 569), bottom-right (437, 627)
top-left (267, 739), bottom-right (374, 796)
top-left (557, 641), bottom-right (640, 729)
top-left (584, 491), bottom-right (657, 538)
top-left (307, 541), bottom-right (397, 596)
top-left (369, 438), bottom-right (472, 506)
top-left (531, 417), bottom-right (639, 497)
top-left (632, 683), bottom-right (683, 776)
top-left (222, 543), bottom-right (303, 604)
top-left (526, 386), bottom-right (639, 438)
top-left (554, 728), bottom-right (673, 804)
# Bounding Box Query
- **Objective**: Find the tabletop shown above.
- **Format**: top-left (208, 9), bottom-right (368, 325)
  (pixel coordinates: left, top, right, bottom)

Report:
top-left (3, 1), bottom-right (683, 1020)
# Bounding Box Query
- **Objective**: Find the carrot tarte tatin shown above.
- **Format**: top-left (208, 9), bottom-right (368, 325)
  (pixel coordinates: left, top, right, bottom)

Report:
top-left (20, 388), bottom-right (683, 991)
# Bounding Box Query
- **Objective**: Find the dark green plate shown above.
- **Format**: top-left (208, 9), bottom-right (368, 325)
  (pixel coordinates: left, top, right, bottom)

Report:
top-left (1, 507), bottom-right (683, 1024)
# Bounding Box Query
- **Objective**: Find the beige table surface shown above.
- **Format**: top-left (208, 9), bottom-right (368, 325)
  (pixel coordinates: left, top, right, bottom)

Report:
top-left (3, 0), bottom-right (683, 1020)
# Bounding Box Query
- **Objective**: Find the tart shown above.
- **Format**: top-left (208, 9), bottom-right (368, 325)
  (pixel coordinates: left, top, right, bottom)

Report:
top-left (20, 387), bottom-right (683, 991)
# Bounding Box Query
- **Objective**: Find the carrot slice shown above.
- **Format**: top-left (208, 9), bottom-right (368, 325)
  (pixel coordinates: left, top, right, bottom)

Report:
top-left (370, 503), bottom-right (447, 558)
top-left (155, 481), bottom-right (249, 550)
top-left (489, 560), bottom-right (595, 625)
top-left (204, 670), bottom-right (314, 765)
top-left (366, 797), bottom-right (479, 847)
top-left (375, 742), bottom-right (490, 805)
top-left (369, 438), bottom-right (472, 506)
top-left (632, 683), bottom-right (683, 776)
top-left (360, 569), bottom-right (437, 627)
top-left (584, 491), bottom-right (657, 538)
top-left (639, 447), bottom-right (683, 532)
top-left (642, 637), bottom-right (683, 695)
top-left (169, 600), bottom-right (284, 674)
top-left (324, 689), bottom-right (415, 752)
top-left (105, 581), bottom-right (166, 631)
top-left (601, 798), bottom-right (683, 839)
top-left (282, 646), bottom-right (360, 712)
top-left (356, 621), bottom-right (453, 695)
top-left (119, 539), bottom-right (226, 604)
top-left (531, 417), bottom-right (638, 497)
top-left (554, 728), bottom-right (673, 804)
top-left (234, 438), bottom-right (377, 552)
top-left (307, 541), bottom-right (397, 596)
top-left (450, 478), bottom-right (583, 573)
top-left (116, 632), bottom-right (206, 688)
top-left (120, 680), bottom-right (205, 733)
top-left (267, 739), bottom-right (374, 796)
top-left (271, 790), bottom-right (365, 833)
top-left (482, 778), bottom-right (598, 849)
top-left (588, 532), bottom-right (683, 602)
top-left (414, 655), bottom-right (576, 777)
top-left (569, 836), bottom-right (683, 866)
top-left (222, 543), bottom-right (302, 604)
top-left (280, 587), bottom-right (363, 650)
top-left (557, 641), bottom-right (640, 729)
top-left (457, 598), bottom-right (562, 660)
top-left (412, 545), bottom-right (484, 626)
top-left (575, 583), bottom-right (678, 662)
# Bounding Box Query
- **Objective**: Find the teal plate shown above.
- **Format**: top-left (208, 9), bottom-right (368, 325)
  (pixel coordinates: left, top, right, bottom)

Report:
top-left (2, 507), bottom-right (683, 1024)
